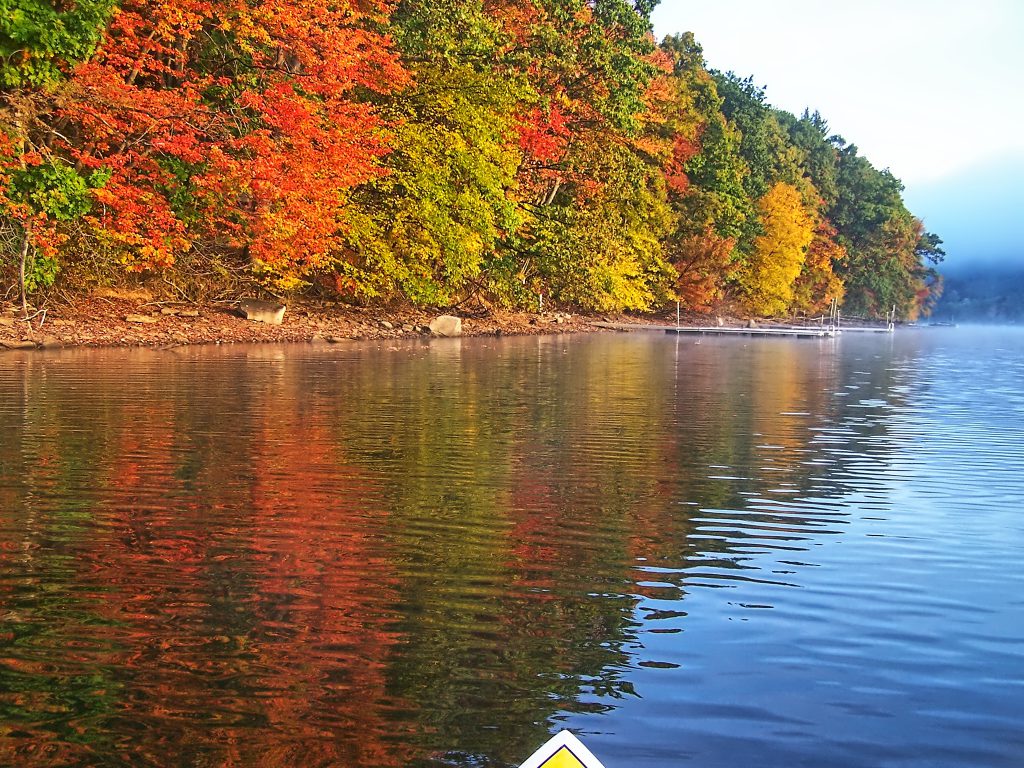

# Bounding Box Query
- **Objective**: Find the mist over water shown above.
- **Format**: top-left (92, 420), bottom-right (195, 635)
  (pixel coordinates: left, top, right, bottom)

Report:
top-left (1, 329), bottom-right (1023, 767)
top-left (904, 153), bottom-right (1024, 272)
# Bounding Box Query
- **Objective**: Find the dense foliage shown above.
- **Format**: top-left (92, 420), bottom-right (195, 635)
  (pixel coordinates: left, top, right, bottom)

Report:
top-left (1, 1), bottom-right (943, 319)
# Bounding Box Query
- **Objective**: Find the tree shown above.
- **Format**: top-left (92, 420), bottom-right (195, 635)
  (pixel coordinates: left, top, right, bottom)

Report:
top-left (739, 182), bottom-right (814, 316)
top-left (341, 0), bottom-right (524, 305)
top-left (781, 108), bottom-right (840, 209)
top-left (489, 0), bottom-right (674, 309)
top-left (669, 229), bottom-right (737, 310)
top-left (1, 0), bottom-right (117, 312)
top-left (713, 72), bottom-right (801, 203)
top-left (827, 141), bottom-right (943, 318)
top-left (0, 0), bottom-right (116, 89)
top-left (56, 0), bottom-right (405, 288)
top-left (524, 140), bottom-right (674, 311)
top-left (3, 8), bottom-right (944, 319)
top-left (790, 218), bottom-right (846, 315)
top-left (656, 33), bottom-right (748, 309)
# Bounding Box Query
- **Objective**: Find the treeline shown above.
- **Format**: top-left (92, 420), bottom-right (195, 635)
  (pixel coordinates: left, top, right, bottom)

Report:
top-left (936, 266), bottom-right (1024, 323)
top-left (1, 0), bottom-right (943, 318)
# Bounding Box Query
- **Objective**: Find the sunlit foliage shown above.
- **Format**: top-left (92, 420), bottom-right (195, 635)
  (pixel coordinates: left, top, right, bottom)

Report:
top-left (739, 182), bottom-right (815, 316)
top-left (1, 1), bottom-right (942, 319)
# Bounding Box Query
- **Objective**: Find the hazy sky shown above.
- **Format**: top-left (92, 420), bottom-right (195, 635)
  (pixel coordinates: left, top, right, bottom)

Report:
top-left (650, 0), bottom-right (1024, 271)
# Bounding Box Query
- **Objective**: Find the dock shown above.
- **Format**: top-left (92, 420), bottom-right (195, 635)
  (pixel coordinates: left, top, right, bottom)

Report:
top-left (592, 322), bottom-right (836, 338)
top-left (836, 325), bottom-right (894, 334)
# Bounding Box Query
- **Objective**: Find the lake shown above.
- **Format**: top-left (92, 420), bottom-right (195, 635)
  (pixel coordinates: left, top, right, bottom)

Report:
top-left (1, 328), bottom-right (1023, 767)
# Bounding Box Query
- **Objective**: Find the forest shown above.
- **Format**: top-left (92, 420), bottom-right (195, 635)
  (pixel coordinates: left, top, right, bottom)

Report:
top-left (1, 0), bottom-right (944, 320)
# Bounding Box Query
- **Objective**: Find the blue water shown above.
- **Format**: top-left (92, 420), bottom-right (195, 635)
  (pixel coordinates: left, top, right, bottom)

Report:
top-left (0, 327), bottom-right (1022, 767)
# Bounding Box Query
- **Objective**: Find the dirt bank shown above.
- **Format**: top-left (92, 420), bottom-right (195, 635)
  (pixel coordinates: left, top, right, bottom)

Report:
top-left (1, 294), bottom-right (717, 352)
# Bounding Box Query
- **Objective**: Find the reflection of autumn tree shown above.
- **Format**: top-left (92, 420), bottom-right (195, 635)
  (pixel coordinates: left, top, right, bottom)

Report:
top-left (0, 351), bottom-right (414, 766)
top-left (230, 412), bottom-right (411, 767)
top-left (0, 338), bottom-right (923, 766)
top-left (321, 338), bottom-right (675, 762)
top-left (324, 341), bottom-right (547, 762)
top-left (637, 339), bottom-right (848, 576)
top-left (0, 353), bottom-right (163, 765)
top-left (499, 338), bottom-right (677, 710)
top-left (114, 357), bottom-right (412, 766)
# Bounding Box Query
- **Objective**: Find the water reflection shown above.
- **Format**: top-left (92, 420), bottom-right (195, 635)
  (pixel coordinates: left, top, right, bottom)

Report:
top-left (1, 329), bottom-right (1023, 767)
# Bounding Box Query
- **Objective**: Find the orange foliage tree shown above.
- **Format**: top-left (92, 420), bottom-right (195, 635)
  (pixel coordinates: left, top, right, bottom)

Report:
top-left (670, 229), bottom-right (737, 310)
top-left (790, 218), bottom-right (846, 315)
top-left (61, 0), bottom-right (406, 286)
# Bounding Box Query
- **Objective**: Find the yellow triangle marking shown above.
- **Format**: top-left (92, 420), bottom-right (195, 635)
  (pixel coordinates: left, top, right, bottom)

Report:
top-left (519, 729), bottom-right (607, 768)
top-left (538, 745), bottom-right (587, 768)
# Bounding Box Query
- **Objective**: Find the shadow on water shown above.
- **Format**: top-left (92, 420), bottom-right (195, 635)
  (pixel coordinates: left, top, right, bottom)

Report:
top-left (1, 328), bottom-right (1023, 766)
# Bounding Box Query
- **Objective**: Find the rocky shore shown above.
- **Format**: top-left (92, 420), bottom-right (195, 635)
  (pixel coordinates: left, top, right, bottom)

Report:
top-left (0, 291), bottom-right (705, 352)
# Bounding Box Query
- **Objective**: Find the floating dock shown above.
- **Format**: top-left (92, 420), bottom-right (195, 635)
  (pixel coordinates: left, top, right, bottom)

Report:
top-left (592, 322), bottom-right (836, 338)
top-left (834, 325), bottom-right (894, 334)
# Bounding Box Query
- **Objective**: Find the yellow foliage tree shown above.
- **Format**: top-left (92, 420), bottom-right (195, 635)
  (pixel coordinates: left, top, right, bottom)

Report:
top-left (741, 182), bottom-right (815, 316)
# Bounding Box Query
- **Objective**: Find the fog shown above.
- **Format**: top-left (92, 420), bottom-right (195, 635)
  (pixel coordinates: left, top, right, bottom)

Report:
top-left (904, 153), bottom-right (1024, 275)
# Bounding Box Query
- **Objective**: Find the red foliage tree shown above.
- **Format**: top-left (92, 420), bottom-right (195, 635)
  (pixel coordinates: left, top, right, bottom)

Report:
top-left (62, 0), bottom-right (407, 284)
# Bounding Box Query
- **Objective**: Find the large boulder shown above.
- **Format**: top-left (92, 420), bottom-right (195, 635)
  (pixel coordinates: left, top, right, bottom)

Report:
top-left (429, 315), bottom-right (462, 337)
top-left (239, 299), bottom-right (286, 325)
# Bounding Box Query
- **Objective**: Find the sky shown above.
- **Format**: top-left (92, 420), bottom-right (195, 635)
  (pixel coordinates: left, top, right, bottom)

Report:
top-left (650, 0), bottom-right (1024, 272)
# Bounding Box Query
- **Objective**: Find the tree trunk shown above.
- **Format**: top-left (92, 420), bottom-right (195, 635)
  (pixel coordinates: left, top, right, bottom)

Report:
top-left (18, 228), bottom-right (30, 318)
top-left (543, 178), bottom-right (561, 207)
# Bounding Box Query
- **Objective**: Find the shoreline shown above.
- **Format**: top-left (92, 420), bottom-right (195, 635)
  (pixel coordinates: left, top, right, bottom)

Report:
top-left (1, 294), bottom-right (715, 352)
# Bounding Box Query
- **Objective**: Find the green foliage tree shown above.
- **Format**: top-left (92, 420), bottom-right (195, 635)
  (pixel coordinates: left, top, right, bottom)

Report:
top-left (0, 0), bottom-right (116, 88)
top-left (713, 72), bottom-right (802, 203)
top-left (780, 108), bottom-right (840, 209)
top-left (343, 0), bottom-right (524, 305)
top-left (827, 141), bottom-right (942, 318)
top-left (1, 0), bottom-right (117, 311)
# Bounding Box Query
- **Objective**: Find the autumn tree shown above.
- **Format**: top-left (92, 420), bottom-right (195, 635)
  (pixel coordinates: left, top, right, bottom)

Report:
top-left (3, 7), bottom-right (944, 319)
top-left (342, 0), bottom-right (523, 305)
top-left (1, 0), bottom-right (117, 311)
top-left (739, 182), bottom-right (814, 316)
top-left (658, 33), bottom-right (747, 309)
top-left (790, 218), bottom-right (846, 315)
top-left (492, 0), bottom-right (673, 310)
top-left (8, 0), bottom-right (407, 296)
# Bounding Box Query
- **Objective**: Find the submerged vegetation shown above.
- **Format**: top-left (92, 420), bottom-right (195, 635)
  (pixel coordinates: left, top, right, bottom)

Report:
top-left (1, 0), bottom-right (943, 319)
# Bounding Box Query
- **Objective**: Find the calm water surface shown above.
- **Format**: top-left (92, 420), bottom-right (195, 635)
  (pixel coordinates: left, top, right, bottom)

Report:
top-left (1, 328), bottom-right (1023, 767)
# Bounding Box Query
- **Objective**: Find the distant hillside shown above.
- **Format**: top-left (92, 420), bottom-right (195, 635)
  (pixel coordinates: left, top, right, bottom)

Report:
top-left (935, 266), bottom-right (1024, 323)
